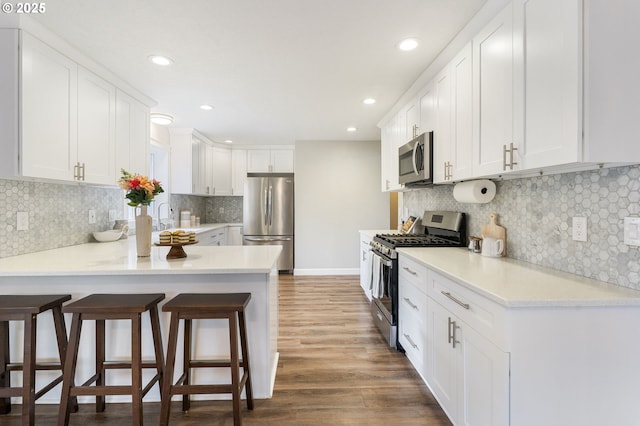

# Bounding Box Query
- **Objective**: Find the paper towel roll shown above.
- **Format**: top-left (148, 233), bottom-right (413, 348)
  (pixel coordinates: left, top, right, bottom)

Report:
top-left (453, 179), bottom-right (496, 203)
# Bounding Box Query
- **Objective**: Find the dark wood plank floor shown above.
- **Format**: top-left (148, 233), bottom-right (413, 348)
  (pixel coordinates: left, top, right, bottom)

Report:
top-left (0, 275), bottom-right (451, 425)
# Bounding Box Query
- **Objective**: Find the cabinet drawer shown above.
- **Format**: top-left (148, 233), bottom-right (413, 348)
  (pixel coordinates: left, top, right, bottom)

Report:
top-left (428, 271), bottom-right (506, 349)
top-left (398, 255), bottom-right (429, 294)
top-left (399, 280), bottom-right (428, 328)
top-left (398, 303), bottom-right (426, 377)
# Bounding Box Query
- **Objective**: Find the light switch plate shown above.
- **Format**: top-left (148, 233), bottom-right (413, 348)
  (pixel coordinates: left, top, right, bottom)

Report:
top-left (624, 217), bottom-right (640, 246)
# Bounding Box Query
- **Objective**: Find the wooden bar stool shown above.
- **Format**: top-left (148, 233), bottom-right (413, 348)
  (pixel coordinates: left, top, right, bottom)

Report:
top-left (57, 293), bottom-right (165, 426)
top-left (0, 294), bottom-right (74, 426)
top-left (159, 293), bottom-right (253, 426)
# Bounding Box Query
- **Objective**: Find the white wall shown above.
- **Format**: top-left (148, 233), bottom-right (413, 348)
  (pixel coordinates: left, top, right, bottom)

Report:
top-left (294, 140), bottom-right (389, 275)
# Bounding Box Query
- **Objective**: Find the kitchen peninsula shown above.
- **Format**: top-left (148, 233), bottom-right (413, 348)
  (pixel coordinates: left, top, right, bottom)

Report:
top-left (0, 239), bottom-right (281, 404)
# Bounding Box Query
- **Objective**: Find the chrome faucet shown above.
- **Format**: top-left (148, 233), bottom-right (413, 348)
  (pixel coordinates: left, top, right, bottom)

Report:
top-left (157, 202), bottom-right (174, 230)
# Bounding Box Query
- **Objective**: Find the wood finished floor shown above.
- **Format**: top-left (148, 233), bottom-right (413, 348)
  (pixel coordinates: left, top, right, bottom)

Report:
top-left (0, 275), bottom-right (451, 425)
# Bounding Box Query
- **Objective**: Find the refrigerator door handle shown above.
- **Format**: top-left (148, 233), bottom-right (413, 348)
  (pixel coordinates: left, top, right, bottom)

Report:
top-left (263, 185), bottom-right (269, 227)
top-left (267, 184), bottom-right (273, 227)
top-left (245, 237), bottom-right (292, 242)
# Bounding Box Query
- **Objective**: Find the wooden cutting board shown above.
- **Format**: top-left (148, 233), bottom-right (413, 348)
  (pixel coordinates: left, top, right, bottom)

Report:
top-left (480, 213), bottom-right (506, 256)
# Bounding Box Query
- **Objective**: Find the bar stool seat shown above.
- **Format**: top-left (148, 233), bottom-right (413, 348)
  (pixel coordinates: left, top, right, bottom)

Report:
top-left (160, 293), bottom-right (253, 426)
top-left (57, 293), bottom-right (165, 426)
top-left (0, 294), bottom-right (74, 426)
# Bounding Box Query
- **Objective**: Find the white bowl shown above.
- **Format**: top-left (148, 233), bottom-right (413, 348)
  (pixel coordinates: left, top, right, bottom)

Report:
top-left (93, 229), bottom-right (126, 242)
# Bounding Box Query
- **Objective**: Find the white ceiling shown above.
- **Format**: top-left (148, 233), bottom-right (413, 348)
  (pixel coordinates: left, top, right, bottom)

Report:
top-left (32, 0), bottom-right (486, 145)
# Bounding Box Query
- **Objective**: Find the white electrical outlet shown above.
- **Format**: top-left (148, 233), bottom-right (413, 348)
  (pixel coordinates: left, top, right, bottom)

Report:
top-left (88, 209), bottom-right (97, 224)
top-left (16, 212), bottom-right (28, 231)
top-left (624, 217), bottom-right (640, 246)
top-left (108, 209), bottom-right (117, 222)
top-left (219, 207), bottom-right (224, 214)
top-left (572, 217), bottom-right (587, 242)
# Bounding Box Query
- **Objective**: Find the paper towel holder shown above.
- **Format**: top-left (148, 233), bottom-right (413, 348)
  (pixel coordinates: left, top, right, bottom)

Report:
top-left (453, 179), bottom-right (497, 204)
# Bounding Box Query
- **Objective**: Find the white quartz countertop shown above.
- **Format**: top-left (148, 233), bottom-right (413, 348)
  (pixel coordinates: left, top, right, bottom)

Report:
top-left (0, 236), bottom-right (280, 277)
top-left (398, 247), bottom-right (640, 308)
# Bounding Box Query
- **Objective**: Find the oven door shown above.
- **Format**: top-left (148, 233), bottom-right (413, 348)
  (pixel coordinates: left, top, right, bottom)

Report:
top-left (369, 249), bottom-right (398, 348)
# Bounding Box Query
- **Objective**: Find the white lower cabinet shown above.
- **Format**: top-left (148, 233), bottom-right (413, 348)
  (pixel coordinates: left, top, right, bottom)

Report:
top-left (428, 298), bottom-right (509, 426)
top-left (359, 232), bottom-right (373, 301)
top-left (198, 227), bottom-right (227, 246)
top-left (227, 226), bottom-right (243, 246)
top-left (399, 253), bottom-right (508, 426)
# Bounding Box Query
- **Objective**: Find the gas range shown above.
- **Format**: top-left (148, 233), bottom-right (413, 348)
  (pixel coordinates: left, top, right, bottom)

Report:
top-left (371, 211), bottom-right (466, 258)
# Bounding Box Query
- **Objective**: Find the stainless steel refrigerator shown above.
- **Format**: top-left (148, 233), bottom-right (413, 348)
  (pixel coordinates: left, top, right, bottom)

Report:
top-left (243, 173), bottom-right (294, 272)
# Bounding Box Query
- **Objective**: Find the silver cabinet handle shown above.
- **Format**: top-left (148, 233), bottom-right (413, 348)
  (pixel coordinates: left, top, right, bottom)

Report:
top-left (441, 291), bottom-right (470, 310)
top-left (503, 143), bottom-right (518, 171)
top-left (447, 317), bottom-right (454, 345)
top-left (447, 317), bottom-right (460, 348)
top-left (403, 333), bottom-right (419, 350)
top-left (402, 266), bottom-right (417, 276)
top-left (403, 297), bottom-right (418, 311)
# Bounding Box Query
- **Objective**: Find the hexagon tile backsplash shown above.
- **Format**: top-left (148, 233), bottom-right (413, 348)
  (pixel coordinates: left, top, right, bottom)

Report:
top-left (402, 164), bottom-right (640, 290)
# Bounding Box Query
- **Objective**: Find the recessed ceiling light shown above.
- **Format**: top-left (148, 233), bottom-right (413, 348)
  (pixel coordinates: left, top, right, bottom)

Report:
top-left (150, 113), bottom-right (174, 125)
top-left (148, 55), bottom-right (174, 66)
top-left (347, 127), bottom-right (357, 132)
top-left (363, 98), bottom-right (376, 105)
top-left (200, 104), bottom-right (214, 111)
top-left (398, 38), bottom-right (419, 51)
top-left (224, 140), bottom-right (233, 144)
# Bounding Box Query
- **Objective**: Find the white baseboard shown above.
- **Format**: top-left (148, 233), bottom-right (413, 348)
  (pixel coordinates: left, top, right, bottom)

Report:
top-left (293, 268), bottom-right (359, 276)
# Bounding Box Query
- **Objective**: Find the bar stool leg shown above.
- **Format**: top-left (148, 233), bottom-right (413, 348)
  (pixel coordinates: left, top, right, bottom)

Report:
top-left (149, 305), bottom-right (165, 400)
top-left (228, 312), bottom-right (242, 426)
top-left (131, 313), bottom-right (143, 426)
top-left (238, 310), bottom-right (253, 410)
top-left (21, 313), bottom-right (37, 426)
top-left (0, 320), bottom-right (10, 415)
top-left (95, 319), bottom-right (106, 412)
top-left (182, 318), bottom-right (191, 412)
top-left (52, 306), bottom-right (78, 413)
top-left (58, 313), bottom-right (83, 426)
top-left (160, 312), bottom-right (180, 426)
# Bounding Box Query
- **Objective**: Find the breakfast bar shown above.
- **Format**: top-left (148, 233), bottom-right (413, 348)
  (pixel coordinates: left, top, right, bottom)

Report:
top-left (0, 239), bottom-right (282, 405)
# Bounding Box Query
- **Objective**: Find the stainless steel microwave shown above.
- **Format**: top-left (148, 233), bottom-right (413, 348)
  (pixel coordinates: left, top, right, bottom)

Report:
top-left (398, 131), bottom-right (433, 186)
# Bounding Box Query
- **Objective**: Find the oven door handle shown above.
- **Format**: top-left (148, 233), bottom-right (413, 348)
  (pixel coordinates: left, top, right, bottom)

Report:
top-left (370, 250), bottom-right (393, 267)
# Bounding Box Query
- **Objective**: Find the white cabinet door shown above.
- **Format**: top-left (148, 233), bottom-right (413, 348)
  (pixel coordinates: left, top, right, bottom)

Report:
top-left (21, 32), bottom-right (78, 181)
top-left (472, 3), bottom-right (515, 177)
top-left (513, 0), bottom-right (581, 170)
top-left (428, 299), bottom-right (458, 420)
top-left (271, 149), bottom-right (294, 172)
top-left (227, 226), bottom-right (243, 246)
top-left (231, 149), bottom-right (247, 195)
top-left (458, 322), bottom-right (509, 426)
top-left (211, 146), bottom-right (232, 195)
top-left (77, 67), bottom-right (116, 184)
top-left (428, 298), bottom-right (509, 426)
top-left (116, 90), bottom-right (149, 176)
top-left (380, 114), bottom-right (402, 191)
top-left (405, 101), bottom-right (420, 140)
top-left (450, 43), bottom-right (474, 181)
top-left (433, 66), bottom-right (452, 184)
top-left (359, 234), bottom-right (372, 301)
top-left (247, 149), bottom-right (271, 173)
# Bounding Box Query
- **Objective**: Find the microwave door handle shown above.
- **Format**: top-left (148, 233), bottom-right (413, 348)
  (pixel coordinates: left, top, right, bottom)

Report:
top-left (412, 140), bottom-right (420, 176)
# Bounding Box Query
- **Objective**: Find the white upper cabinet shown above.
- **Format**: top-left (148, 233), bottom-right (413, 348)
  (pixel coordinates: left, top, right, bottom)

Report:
top-left (434, 66), bottom-right (452, 183)
top-left (472, 2), bottom-right (515, 177)
top-left (210, 145), bottom-right (232, 195)
top-left (247, 148), bottom-right (294, 173)
top-left (231, 149), bottom-right (247, 195)
top-left (77, 67), bottom-right (116, 184)
top-left (116, 90), bottom-right (149, 177)
top-left (20, 31), bottom-right (78, 181)
top-left (0, 29), bottom-right (151, 185)
top-left (513, 0), bottom-right (581, 171)
top-left (380, 110), bottom-right (404, 191)
top-left (450, 43), bottom-right (474, 181)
